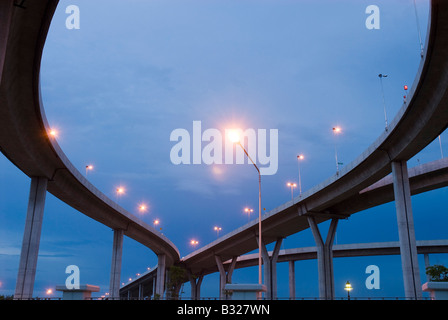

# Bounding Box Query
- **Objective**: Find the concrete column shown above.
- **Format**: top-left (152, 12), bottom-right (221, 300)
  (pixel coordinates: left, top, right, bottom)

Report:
top-left (289, 261), bottom-right (295, 300)
top-left (109, 229), bottom-right (124, 299)
top-left (156, 254), bottom-right (166, 298)
top-left (14, 177), bottom-right (48, 300)
top-left (188, 271), bottom-right (203, 300)
top-left (307, 217), bottom-right (338, 300)
top-left (259, 238), bottom-right (282, 300)
top-left (215, 255), bottom-right (237, 300)
top-left (392, 161), bottom-right (422, 300)
top-left (424, 254), bottom-right (430, 282)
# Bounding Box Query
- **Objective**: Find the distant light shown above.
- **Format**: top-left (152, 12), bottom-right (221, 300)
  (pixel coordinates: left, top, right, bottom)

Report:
top-left (297, 154), bottom-right (305, 160)
top-left (138, 203), bottom-right (148, 213)
top-left (116, 187), bottom-right (125, 195)
top-left (244, 207), bottom-right (254, 213)
top-left (86, 165), bottom-right (94, 170)
top-left (153, 219), bottom-right (160, 226)
top-left (332, 126), bottom-right (342, 134)
top-left (287, 182), bottom-right (297, 188)
top-left (49, 129), bottom-right (58, 137)
top-left (214, 226), bottom-right (222, 231)
top-left (190, 239), bottom-right (199, 246)
top-left (344, 281), bottom-right (353, 292)
top-left (46, 288), bottom-right (53, 295)
top-left (404, 85), bottom-right (408, 90)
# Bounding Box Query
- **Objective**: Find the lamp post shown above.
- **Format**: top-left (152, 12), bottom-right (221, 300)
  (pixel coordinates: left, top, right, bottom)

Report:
top-left (379, 73), bottom-right (388, 130)
top-left (244, 207), bottom-right (254, 221)
top-left (115, 186), bottom-right (125, 203)
top-left (153, 219), bottom-right (160, 229)
top-left (286, 182), bottom-right (297, 201)
top-left (297, 154), bottom-right (304, 194)
top-left (138, 203), bottom-right (147, 214)
top-left (214, 226), bottom-right (222, 238)
top-left (190, 239), bottom-right (199, 248)
top-left (229, 130), bottom-right (263, 296)
top-left (344, 281), bottom-right (353, 300)
top-left (332, 126), bottom-right (342, 173)
top-left (85, 165), bottom-right (93, 177)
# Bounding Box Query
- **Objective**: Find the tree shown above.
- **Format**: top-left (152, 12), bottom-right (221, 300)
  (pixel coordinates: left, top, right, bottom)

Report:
top-left (166, 265), bottom-right (188, 299)
top-left (426, 265), bottom-right (448, 282)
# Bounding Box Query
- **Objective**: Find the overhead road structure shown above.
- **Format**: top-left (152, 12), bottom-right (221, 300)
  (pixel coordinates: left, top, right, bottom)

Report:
top-left (0, 0), bottom-right (179, 299)
top-left (180, 0), bottom-right (448, 300)
top-left (120, 239), bottom-right (448, 300)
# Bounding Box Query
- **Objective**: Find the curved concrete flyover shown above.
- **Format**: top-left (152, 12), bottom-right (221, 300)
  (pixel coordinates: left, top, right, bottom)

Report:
top-left (0, 0), bottom-right (179, 298)
top-left (119, 239), bottom-right (448, 300)
top-left (181, 0), bottom-right (448, 299)
top-left (122, 157), bottom-right (448, 298)
top-left (183, 158), bottom-right (448, 274)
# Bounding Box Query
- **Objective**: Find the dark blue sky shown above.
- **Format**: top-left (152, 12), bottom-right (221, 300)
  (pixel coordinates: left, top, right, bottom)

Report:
top-left (1, 0), bottom-right (447, 299)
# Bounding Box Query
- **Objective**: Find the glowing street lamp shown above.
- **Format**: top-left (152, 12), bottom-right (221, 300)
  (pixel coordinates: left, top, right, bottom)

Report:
top-left (214, 226), bottom-right (222, 237)
top-left (46, 288), bottom-right (53, 296)
top-left (153, 219), bottom-right (160, 228)
top-left (297, 154), bottom-right (304, 195)
top-left (344, 281), bottom-right (353, 300)
top-left (138, 203), bottom-right (148, 214)
top-left (378, 73), bottom-right (389, 130)
top-left (115, 186), bottom-right (125, 203)
top-left (244, 207), bottom-right (254, 221)
top-left (286, 182), bottom-right (297, 201)
top-left (48, 129), bottom-right (58, 138)
top-left (332, 126), bottom-right (342, 173)
top-left (85, 164), bottom-right (94, 177)
top-left (190, 239), bottom-right (199, 247)
top-left (228, 129), bottom-right (263, 294)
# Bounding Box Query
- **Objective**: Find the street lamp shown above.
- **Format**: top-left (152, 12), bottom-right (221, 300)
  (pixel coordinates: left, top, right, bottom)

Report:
top-left (115, 186), bottom-right (125, 203)
top-left (214, 226), bottom-right (222, 237)
top-left (244, 207), bottom-right (254, 221)
top-left (48, 129), bottom-right (58, 138)
top-left (229, 129), bottom-right (263, 294)
top-left (190, 239), bottom-right (199, 247)
top-left (379, 73), bottom-right (389, 130)
top-left (138, 203), bottom-right (148, 214)
top-left (344, 281), bottom-right (353, 300)
top-left (85, 164), bottom-right (94, 177)
top-left (286, 182), bottom-right (297, 201)
top-left (297, 154), bottom-right (304, 194)
top-left (153, 219), bottom-right (160, 229)
top-left (332, 126), bottom-right (342, 173)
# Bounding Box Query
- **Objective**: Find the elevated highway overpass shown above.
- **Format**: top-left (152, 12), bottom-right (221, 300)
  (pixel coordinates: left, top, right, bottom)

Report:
top-left (0, 0), bottom-right (179, 299)
top-left (1, 0), bottom-right (447, 300)
top-left (178, 0), bottom-right (448, 300)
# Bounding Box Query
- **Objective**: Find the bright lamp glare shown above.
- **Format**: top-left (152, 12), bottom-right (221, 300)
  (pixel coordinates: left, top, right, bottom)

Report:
top-left (228, 130), bottom-right (240, 143)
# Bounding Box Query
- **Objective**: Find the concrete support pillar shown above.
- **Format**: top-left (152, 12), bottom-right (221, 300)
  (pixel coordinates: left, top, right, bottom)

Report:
top-left (259, 238), bottom-right (283, 300)
top-left (289, 261), bottom-right (296, 300)
top-left (156, 254), bottom-right (166, 298)
top-left (14, 177), bottom-right (48, 300)
top-left (307, 217), bottom-right (338, 300)
top-left (392, 161), bottom-right (422, 300)
top-left (424, 254), bottom-right (431, 282)
top-left (109, 229), bottom-right (124, 299)
top-left (188, 271), bottom-right (203, 300)
top-left (215, 255), bottom-right (237, 300)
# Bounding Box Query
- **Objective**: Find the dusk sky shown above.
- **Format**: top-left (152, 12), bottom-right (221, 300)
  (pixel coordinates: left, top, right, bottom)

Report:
top-left (1, 0), bottom-right (447, 299)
